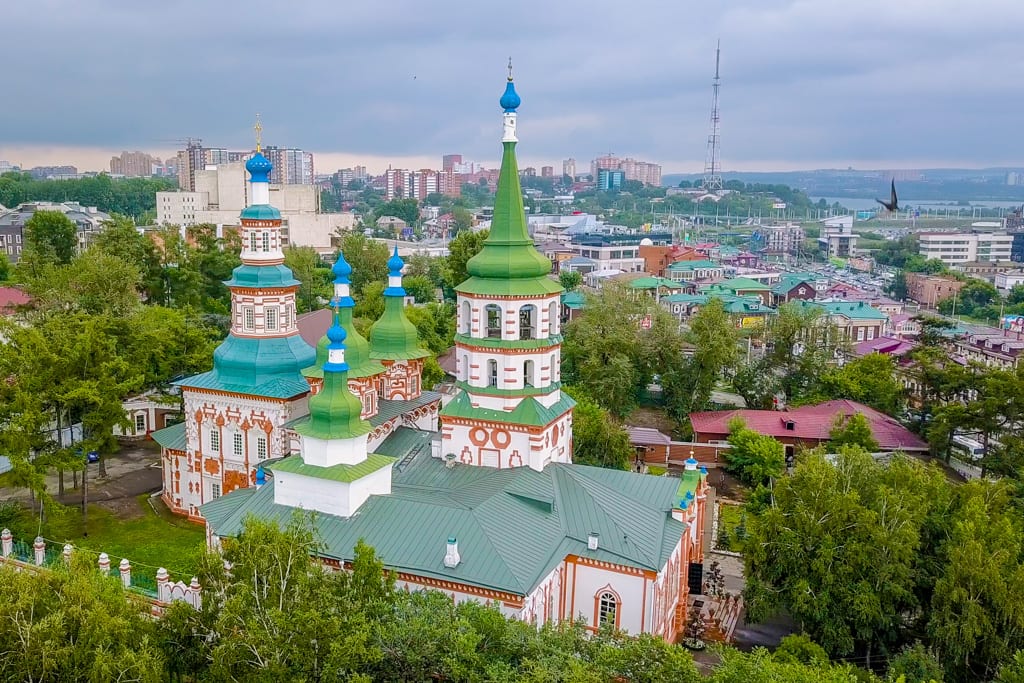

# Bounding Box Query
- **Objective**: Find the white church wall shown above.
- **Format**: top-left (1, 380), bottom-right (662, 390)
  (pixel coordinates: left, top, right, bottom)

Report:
top-left (273, 464), bottom-right (391, 518)
top-left (302, 433), bottom-right (369, 467)
top-left (565, 560), bottom-right (649, 635)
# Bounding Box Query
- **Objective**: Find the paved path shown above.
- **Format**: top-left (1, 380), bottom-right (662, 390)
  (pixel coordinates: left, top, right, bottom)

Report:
top-left (0, 442), bottom-right (162, 506)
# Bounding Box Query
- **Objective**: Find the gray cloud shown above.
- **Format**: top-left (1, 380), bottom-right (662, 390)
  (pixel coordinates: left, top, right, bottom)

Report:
top-left (3, 0), bottom-right (1023, 171)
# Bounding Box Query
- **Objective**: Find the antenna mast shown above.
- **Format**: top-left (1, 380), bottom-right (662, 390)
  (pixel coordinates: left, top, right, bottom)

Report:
top-left (701, 41), bottom-right (723, 192)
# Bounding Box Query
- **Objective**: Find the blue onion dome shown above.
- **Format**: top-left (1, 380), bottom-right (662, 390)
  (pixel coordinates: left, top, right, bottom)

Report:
top-left (245, 152), bottom-right (273, 183)
top-left (327, 321), bottom-right (346, 345)
top-left (387, 246), bottom-right (404, 274)
top-left (500, 79), bottom-right (521, 112)
top-left (332, 251), bottom-right (353, 283)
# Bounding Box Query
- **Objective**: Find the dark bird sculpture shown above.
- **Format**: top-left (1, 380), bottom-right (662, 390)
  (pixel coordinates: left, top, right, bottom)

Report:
top-left (876, 179), bottom-right (900, 212)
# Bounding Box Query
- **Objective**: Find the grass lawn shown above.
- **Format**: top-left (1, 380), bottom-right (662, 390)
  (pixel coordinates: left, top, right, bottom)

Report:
top-left (2, 495), bottom-right (206, 580)
top-left (716, 503), bottom-right (747, 553)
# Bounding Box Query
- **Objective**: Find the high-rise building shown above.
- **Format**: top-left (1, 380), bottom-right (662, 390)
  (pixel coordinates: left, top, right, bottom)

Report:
top-left (442, 154), bottom-right (462, 171)
top-left (110, 151), bottom-right (156, 177)
top-left (176, 139), bottom-right (205, 191)
top-left (590, 155), bottom-right (661, 186)
top-left (562, 158), bottom-right (576, 179)
top-left (597, 169), bottom-right (624, 191)
top-left (541, 166), bottom-right (553, 178)
top-left (263, 147), bottom-right (315, 185)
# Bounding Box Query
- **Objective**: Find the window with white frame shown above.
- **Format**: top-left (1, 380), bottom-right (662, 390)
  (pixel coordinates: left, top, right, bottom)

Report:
top-left (248, 231), bottom-right (258, 252)
top-left (211, 483), bottom-right (221, 499)
top-left (243, 307), bottom-right (255, 331)
top-left (233, 432), bottom-right (243, 457)
top-left (266, 307), bottom-right (278, 331)
top-left (597, 591), bottom-right (618, 627)
top-left (256, 436), bottom-right (268, 460)
top-left (856, 327), bottom-right (865, 341)
top-left (134, 413), bottom-right (146, 433)
top-left (261, 231), bottom-right (270, 252)
top-left (209, 429), bottom-right (220, 453)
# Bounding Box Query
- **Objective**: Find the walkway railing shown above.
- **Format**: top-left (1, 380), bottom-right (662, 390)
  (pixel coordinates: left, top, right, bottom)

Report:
top-left (0, 529), bottom-right (201, 614)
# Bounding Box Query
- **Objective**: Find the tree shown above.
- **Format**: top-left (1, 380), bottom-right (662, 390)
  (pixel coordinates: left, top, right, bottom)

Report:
top-left (0, 252), bottom-right (10, 282)
top-left (23, 209), bottom-right (78, 266)
top-left (763, 302), bottom-right (845, 404)
top-left (338, 232), bottom-right (390, 296)
top-left (887, 643), bottom-right (945, 683)
top-left (563, 387), bottom-right (633, 470)
top-left (926, 481), bottom-right (1024, 682)
top-left (186, 224), bottom-right (241, 314)
top-left (0, 555), bottom-right (164, 682)
top-left (829, 413), bottom-right (879, 452)
top-left (731, 360), bottom-right (782, 410)
top-left (710, 647), bottom-right (875, 683)
top-left (743, 447), bottom-right (951, 665)
top-left (663, 298), bottom-right (739, 420)
top-left (994, 652), bottom-right (1024, 683)
top-left (374, 197), bottom-right (420, 226)
top-left (723, 419), bottom-right (785, 487)
top-left (284, 245), bottom-right (331, 313)
top-left (24, 249), bottom-right (143, 318)
top-left (403, 274), bottom-right (437, 303)
top-left (559, 269), bottom-right (583, 292)
top-left (451, 206), bottom-right (474, 235)
top-left (772, 634), bottom-right (830, 667)
top-left (815, 353), bottom-right (905, 417)
top-left (91, 214), bottom-right (164, 302)
top-left (444, 228), bottom-right (489, 291)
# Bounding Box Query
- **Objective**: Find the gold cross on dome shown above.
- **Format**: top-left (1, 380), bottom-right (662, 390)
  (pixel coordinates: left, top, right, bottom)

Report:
top-left (507, 57), bottom-right (513, 81)
top-left (254, 113), bottom-right (263, 152)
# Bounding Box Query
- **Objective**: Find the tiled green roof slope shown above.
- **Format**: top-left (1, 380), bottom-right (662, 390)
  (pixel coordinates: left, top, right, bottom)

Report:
top-left (439, 390), bottom-right (575, 427)
top-left (225, 264), bottom-right (300, 288)
top-left (151, 422), bottom-right (186, 451)
top-left (711, 276), bottom-right (771, 291)
top-left (239, 204), bottom-right (281, 220)
top-left (268, 453), bottom-right (394, 483)
top-left (457, 141), bottom-right (561, 297)
top-left (793, 299), bottom-right (888, 320)
top-left (178, 335), bottom-right (315, 399)
top-left (304, 306), bottom-right (384, 380)
top-left (202, 454), bottom-right (693, 596)
top-left (369, 296), bottom-right (430, 361)
top-left (293, 369), bottom-right (372, 440)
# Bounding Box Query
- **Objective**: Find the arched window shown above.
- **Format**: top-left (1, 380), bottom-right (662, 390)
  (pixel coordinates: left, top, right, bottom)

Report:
top-left (523, 360), bottom-right (534, 388)
top-left (550, 353), bottom-right (558, 383)
top-left (461, 353), bottom-right (470, 383)
top-left (548, 301), bottom-right (559, 336)
top-left (596, 589), bottom-right (619, 628)
top-left (485, 304), bottom-right (502, 338)
top-left (487, 360), bottom-right (498, 388)
top-left (519, 305), bottom-right (536, 340)
top-left (460, 301), bottom-right (472, 335)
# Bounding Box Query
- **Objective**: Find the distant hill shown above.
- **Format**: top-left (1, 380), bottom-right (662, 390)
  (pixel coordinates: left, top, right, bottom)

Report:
top-left (663, 168), bottom-right (1024, 202)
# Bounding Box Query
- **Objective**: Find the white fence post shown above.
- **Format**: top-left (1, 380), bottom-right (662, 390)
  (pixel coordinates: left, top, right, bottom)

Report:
top-left (98, 552), bottom-right (110, 575)
top-left (33, 537), bottom-right (45, 566)
top-left (63, 544), bottom-right (73, 565)
top-left (119, 558), bottom-right (131, 589)
top-left (0, 529), bottom-right (11, 558)
top-left (156, 567), bottom-right (170, 603)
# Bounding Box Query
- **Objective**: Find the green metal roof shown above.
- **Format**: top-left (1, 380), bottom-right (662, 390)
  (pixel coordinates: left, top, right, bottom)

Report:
top-left (151, 422), bottom-right (186, 451)
top-left (177, 334), bottom-right (316, 399)
top-left (303, 306), bottom-right (385, 380)
top-left (457, 275), bottom-right (563, 297)
top-left (268, 453), bottom-right (395, 483)
top-left (628, 276), bottom-right (683, 290)
top-left (439, 390), bottom-right (575, 428)
top-left (239, 204), bottom-right (281, 220)
top-left (293, 369), bottom-right (372, 440)
top-left (225, 264), bottom-right (301, 288)
top-left (463, 140), bottom-right (553, 285)
top-left (771, 274), bottom-right (818, 295)
top-left (452, 333), bottom-right (562, 351)
top-left (662, 293), bottom-right (708, 305)
top-left (374, 426), bottom-right (435, 464)
top-left (667, 260), bottom-right (720, 272)
top-left (713, 276), bottom-right (771, 291)
top-left (368, 296), bottom-right (430, 361)
top-left (561, 291), bottom-right (585, 310)
top-left (793, 299), bottom-right (888, 321)
top-left (202, 453), bottom-right (699, 597)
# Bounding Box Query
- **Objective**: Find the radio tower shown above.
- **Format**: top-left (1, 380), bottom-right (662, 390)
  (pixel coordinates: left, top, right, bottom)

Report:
top-left (701, 41), bottom-right (723, 192)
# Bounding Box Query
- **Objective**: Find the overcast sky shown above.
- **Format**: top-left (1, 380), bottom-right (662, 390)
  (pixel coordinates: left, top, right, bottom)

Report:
top-left (2, 0), bottom-right (1023, 175)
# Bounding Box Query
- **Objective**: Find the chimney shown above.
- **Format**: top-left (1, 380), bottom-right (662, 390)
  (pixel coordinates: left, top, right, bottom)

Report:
top-left (587, 532), bottom-right (599, 551)
top-left (443, 537), bottom-right (460, 568)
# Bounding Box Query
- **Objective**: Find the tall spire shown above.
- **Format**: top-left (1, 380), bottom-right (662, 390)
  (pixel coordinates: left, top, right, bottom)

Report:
top-left (296, 305), bottom-right (371, 441)
top-left (459, 65), bottom-right (558, 294)
top-left (254, 113), bottom-right (263, 153)
top-left (369, 247), bottom-right (430, 361)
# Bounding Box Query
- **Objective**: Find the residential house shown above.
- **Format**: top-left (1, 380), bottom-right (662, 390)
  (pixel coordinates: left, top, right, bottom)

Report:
top-left (666, 260), bottom-right (724, 283)
top-left (994, 269), bottom-right (1024, 294)
top-left (561, 291), bottom-right (585, 322)
top-left (771, 274), bottom-right (823, 305)
top-left (638, 244), bottom-right (703, 277)
top-left (905, 273), bottom-right (966, 308)
top-left (954, 333), bottom-right (1024, 370)
top-left (792, 299), bottom-right (888, 343)
top-left (701, 277), bottom-right (773, 306)
top-left (689, 399), bottom-right (928, 458)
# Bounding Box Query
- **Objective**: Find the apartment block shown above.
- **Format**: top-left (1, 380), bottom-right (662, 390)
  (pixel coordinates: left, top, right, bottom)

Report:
top-left (918, 231), bottom-right (1013, 265)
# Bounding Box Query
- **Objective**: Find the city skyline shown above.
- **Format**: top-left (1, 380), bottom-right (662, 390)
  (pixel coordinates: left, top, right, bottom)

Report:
top-left (3, 0), bottom-right (1023, 174)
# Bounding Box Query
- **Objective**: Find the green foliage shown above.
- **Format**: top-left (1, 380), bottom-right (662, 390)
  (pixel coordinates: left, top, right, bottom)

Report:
top-left (773, 634), bottom-right (831, 667)
top-left (284, 245), bottom-right (331, 313)
top-left (559, 269), bottom-right (583, 291)
top-left (937, 278), bottom-right (998, 317)
top-left (743, 447), bottom-right (955, 667)
top-left (710, 646), bottom-right (870, 683)
top-left (374, 197), bottom-right (420, 226)
top-left (0, 172), bottom-right (176, 217)
top-left (887, 643), bottom-right (945, 683)
top-left (563, 387), bottom-right (633, 470)
top-left (338, 232), bottom-right (389, 296)
top-left (829, 413), bottom-right (880, 452)
top-left (444, 228), bottom-right (489, 291)
top-left (404, 302), bottom-right (456, 356)
top-left (0, 252), bottom-right (11, 282)
top-left (815, 353), bottom-right (905, 417)
top-left (664, 298), bottom-right (740, 421)
top-left (22, 209), bottom-right (77, 267)
top-left (994, 651), bottom-right (1024, 683)
top-left (403, 274), bottom-right (437, 303)
top-left (0, 556), bottom-right (164, 681)
top-left (723, 419), bottom-right (785, 487)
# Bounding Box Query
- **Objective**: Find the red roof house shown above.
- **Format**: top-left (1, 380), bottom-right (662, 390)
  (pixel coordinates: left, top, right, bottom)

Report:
top-left (689, 399), bottom-right (927, 454)
top-left (0, 287), bottom-right (31, 315)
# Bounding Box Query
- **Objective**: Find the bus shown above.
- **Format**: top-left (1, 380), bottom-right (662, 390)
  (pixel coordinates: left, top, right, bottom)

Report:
top-left (951, 434), bottom-right (986, 461)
